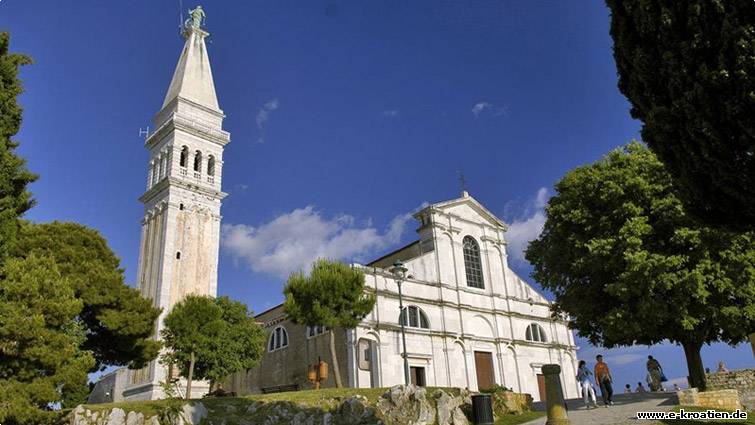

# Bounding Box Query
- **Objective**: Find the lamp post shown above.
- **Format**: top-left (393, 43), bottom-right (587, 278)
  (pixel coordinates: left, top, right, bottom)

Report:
top-left (389, 260), bottom-right (411, 386)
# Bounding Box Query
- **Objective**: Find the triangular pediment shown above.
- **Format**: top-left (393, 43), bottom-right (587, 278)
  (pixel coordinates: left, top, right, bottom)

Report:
top-left (417, 192), bottom-right (507, 230)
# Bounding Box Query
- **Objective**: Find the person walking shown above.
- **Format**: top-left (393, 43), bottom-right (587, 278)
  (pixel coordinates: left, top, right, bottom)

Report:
top-left (636, 382), bottom-right (647, 393)
top-left (594, 355), bottom-right (614, 406)
top-left (576, 360), bottom-right (599, 409)
top-left (647, 355), bottom-right (663, 391)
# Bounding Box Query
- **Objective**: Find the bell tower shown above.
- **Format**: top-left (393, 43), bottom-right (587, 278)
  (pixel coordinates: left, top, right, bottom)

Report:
top-left (124, 7), bottom-right (229, 400)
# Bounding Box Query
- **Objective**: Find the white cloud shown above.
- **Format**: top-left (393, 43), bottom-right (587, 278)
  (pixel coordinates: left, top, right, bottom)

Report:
top-left (256, 98), bottom-right (279, 128)
top-left (605, 353), bottom-right (645, 366)
top-left (382, 110), bottom-right (399, 118)
top-left (504, 187), bottom-right (548, 264)
top-left (664, 376), bottom-right (689, 389)
top-left (472, 101), bottom-right (508, 118)
top-left (222, 205), bottom-right (424, 278)
top-left (472, 102), bottom-right (493, 117)
top-left (255, 98), bottom-right (279, 143)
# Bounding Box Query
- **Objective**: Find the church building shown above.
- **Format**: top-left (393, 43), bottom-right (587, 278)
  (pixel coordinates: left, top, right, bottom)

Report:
top-left (227, 192), bottom-right (580, 402)
top-left (89, 8), bottom-right (579, 403)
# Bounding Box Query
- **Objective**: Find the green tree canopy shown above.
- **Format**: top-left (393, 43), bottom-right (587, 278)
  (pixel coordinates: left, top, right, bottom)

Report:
top-left (0, 32), bottom-right (36, 263)
top-left (283, 259), bottom-right (375, 388)
top-left (0, 255), bottom-right (95, 424)
top-left (161, 295), bottom-right (265, 399)
top-left (11, 221), bottom-right (162, 371)
top-left (605, 1), bottom-right (755, 230)
top-left (526, 142), bottom-right (755, 390)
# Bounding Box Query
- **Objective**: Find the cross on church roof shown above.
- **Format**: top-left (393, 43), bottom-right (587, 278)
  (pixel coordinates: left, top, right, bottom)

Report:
top-left (458, 171), bottom-right (467, 194)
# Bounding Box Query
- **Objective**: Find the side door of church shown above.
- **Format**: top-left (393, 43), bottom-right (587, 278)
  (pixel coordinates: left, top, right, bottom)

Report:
top-left (537, 374), bottom-right (547, 402)
top-left (474, 351), bottom-right (495, 391)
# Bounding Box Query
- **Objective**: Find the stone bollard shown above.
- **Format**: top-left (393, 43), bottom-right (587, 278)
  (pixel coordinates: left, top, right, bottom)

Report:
top-left (542, 364), bottom-right (571, 425)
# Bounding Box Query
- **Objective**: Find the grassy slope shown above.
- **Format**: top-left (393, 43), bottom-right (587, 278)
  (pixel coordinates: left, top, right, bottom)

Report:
top-left (79, 387), bottom-right (466, 418)
top-left (495, 410), bottom-right (546, 425)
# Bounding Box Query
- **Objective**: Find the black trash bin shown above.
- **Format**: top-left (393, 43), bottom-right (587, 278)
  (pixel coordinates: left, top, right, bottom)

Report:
top-left (471, 394), bottom-right (494, 425)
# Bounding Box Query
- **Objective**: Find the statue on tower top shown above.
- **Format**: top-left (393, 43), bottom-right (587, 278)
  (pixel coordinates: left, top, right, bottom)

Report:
top-left (187, 5), bottom-right (206, 30)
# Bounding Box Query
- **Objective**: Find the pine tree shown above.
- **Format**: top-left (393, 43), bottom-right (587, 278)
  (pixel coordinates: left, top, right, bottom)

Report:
top-left (12, 221), bottom-right (162, 371)
top-left (0, 32), bottom-right (36, 264)
top-left (283, 259), bottom-right (375, 388)
top-left (0, 255), bottom-right (95, 424)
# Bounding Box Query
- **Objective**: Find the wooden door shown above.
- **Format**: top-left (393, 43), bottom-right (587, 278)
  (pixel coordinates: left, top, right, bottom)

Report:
top-left (537, 374), bottom-right (547, 402)
top-left (410, 366), bottom-right (426, 387)
top-left (474, 351), bottom-right (495, 391)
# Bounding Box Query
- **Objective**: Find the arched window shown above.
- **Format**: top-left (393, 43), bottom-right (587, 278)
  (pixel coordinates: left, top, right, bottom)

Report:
top-left (399, 305), bottom-right (430, 329)
top-left (207, 155), bottom-right (215, 176)
top-left (525, 323), bottom-right (547, 343)
top-left (179, 146), bottom-right (188, 168)
top-left (268, 326), bottom-right (289, 352)
top-left (463, 236), bottom-right (484, 289)
top-left (193, 150), bottom-right (202, 172)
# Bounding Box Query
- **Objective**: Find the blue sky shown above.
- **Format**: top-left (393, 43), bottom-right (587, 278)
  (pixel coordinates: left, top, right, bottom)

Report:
top-left (3, 1), bottom-right (751, 390)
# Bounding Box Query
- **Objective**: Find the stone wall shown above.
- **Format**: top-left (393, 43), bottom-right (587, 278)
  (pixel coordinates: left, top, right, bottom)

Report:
top-left (87, 368), bottom-right (127, 404)
top-left (706, 369), bottom-right (755, 410)
top-left (676, 388), bottom-right (743, 411)
top-left (225, 304), bottom-right (349, 394)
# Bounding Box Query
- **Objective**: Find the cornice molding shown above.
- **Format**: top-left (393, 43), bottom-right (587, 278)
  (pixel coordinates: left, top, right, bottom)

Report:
top-left (139, 177), bottom-right (227, 204)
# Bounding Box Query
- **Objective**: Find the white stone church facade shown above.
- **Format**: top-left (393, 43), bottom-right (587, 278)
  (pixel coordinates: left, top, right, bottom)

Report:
top-left (353, 193), bottom-right (579, 399)
top-left (228, 193), bottom-right (580, 402)
top-left (90, 11), bottom-right (579, 403)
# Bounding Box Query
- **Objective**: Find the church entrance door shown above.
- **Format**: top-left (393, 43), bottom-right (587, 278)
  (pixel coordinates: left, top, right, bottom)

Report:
top-left (474, 351), bottom-right (495, 390)
top-left (537, 374), bottom-right (547, 402)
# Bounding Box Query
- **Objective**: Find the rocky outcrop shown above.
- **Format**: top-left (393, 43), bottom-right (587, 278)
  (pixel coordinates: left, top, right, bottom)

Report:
top-left (64, 385), bottom-right (526, 425)
top-left (491, 390), bottom-right (533, 416)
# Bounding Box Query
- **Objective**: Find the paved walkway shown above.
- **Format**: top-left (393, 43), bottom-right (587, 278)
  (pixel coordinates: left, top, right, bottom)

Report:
top-left (521, 392), bottom-right (678, 425)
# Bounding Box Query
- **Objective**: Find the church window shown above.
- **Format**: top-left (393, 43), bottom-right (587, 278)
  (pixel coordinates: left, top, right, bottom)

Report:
top-left (399, 305), bottom-right (430, 329)
top-left (159, 154), bottom-right (167, 179)
top-left (207, 155), bottom-right (215, 176)
top-left (307, 325), bottom-right (327, 338)
top-left (525, 323), bottom-right (547, 343)
top-left (268, 326), bottom-right (289, 352)
top-left (150, 161), bottom-right (158, 186)
top-left (176, 251), bottom-right (181, 260)
top-left (179, 146), bottom-right (189, 167)
top-left (179, 203), bottom-right (184, 210)
top-left (193, 150), bottom-right (202, 172)
top-left (358, 338), bottom-right (373, 371)
top-left (463, 236), bottom-right (485, 289)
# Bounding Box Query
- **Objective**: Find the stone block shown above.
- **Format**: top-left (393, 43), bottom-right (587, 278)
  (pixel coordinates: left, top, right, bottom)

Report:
top-left (676, 388), bottom-right (699, 406)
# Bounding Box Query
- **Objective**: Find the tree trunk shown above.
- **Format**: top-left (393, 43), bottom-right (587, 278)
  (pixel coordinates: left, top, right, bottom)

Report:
top-left (185, 351), bottom-right (195, 399)
top-left (329, 329), bottom-right (343, 388)
top-left (682, 340), bottom-right (706, 391)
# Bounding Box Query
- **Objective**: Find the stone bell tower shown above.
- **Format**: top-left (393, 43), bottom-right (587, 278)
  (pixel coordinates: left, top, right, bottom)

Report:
top-left (124, 7), bottom-right (229, 400)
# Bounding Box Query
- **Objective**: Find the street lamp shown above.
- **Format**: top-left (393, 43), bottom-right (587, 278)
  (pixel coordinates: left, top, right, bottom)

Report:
top-left (389, 260), bottom-right (411, 386)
